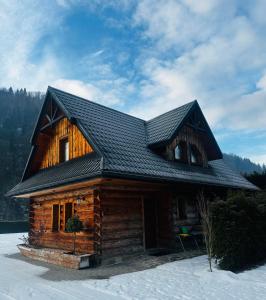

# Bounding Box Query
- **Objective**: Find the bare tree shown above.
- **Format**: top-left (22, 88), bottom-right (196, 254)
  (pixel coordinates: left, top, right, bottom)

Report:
top-left (197, 191), bottom-right (213, 272)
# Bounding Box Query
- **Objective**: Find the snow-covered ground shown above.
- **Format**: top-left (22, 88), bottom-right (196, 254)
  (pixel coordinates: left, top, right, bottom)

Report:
top-left (1, 233), bottom-right (266, 300)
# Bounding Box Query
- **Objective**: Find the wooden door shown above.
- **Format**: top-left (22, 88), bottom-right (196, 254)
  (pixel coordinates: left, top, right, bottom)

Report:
top-left (143, 198), bottom-right (158, 249)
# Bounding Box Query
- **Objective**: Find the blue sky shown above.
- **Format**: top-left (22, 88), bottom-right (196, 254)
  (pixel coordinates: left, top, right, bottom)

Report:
top-left (0, 0), bottom-right (266, 164)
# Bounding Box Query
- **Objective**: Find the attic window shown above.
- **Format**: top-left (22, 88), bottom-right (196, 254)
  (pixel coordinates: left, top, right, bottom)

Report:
top-left (189, 144), bottom-right (202, 165)
top-left (174, 144), bottom-right (182, 160)
top-left (59, 137), bottom-right (69, 163)
top-left (174, 141), bottom-right (186, 162)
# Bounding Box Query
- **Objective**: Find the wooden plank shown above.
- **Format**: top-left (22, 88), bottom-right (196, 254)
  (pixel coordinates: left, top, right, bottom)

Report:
top-left (35, 117), bottom-right (93, 170)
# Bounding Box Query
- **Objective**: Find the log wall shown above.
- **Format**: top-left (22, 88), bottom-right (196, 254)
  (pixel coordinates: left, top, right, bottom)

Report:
top-left (30, 187), bottom-right (96, 254)
top-left (28, 181), bottom-right (192, 262)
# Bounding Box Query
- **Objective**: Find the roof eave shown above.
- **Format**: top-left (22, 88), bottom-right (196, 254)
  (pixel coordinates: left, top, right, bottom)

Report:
top-left (101, 169), bottom-right (259, 191)
top-left (6, 170), bottom-right (103, 198)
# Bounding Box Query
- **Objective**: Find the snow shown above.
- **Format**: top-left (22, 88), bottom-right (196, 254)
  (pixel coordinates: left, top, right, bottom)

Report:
top-left (1, 233), bottom-right (266, 299)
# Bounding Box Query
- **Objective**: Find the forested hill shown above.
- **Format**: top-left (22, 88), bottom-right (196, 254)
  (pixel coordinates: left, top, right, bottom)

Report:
top-left (223, 153), bottom-right (265, 175)
top-left (0, 87), bottom-right (264, 220)
top-left (0, 88), bottom-right (43, 220)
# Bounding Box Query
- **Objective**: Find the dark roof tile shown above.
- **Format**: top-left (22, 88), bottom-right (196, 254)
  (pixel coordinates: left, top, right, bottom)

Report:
top-left (7, 87), bottom-right (258, 196)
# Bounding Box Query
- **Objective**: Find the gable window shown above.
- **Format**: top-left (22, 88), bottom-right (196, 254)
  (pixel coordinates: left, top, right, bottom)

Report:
top-left (59, 137), bottom-right (69, 163)
top-left (189, 144), bottom-right (202, 165)
top-left (174, 141), bottom-right (187, 162)
top-left (174, 144), bottom-right (182, 160)
top-left (52, 204), bottom-right (59, 232)
top-left (191, 149), bottom-right (197, 164)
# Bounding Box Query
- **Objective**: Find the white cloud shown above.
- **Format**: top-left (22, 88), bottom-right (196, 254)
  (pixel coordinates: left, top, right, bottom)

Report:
top-left (133, 0), bottom-right (236, 52)
top-left (52, 78), bottom-right (125, 106)
top-left (0, 1), bottom-right (62, 91)
top-left (0, 1), bottom-right (132, 108)
top-left (1, 0), bottom-right (266, 163)
top-left (131, 0), bottom-right (266, 132)
top-left (248, 154), bottom-right (266, 165)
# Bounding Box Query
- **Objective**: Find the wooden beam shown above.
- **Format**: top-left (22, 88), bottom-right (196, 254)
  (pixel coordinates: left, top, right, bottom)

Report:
top-left (45, 113), bottom-right (52, 124)
top-left (40, 115), bottom-right (65, 132)
top-left (14, 177), bottom-right (169, 199)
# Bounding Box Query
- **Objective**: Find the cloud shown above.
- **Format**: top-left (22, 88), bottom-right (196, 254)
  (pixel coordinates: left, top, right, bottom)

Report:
top-left (0, 0), bottom-right (265, 163)
top-left (0, 1), bottom-right (63, 91)
top-left (57, 0), bottom-right (134, 11)
top-left (52, 78), bottom-right (126, 106)
top-left (0, 1), bottom-right (133, 108)
top-left (249, 154), bottom-right (266, 165)
top-left (130, 0), bottom-right (266, 133)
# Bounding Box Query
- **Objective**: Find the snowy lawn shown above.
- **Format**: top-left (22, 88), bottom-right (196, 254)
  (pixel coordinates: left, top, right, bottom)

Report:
top-left (1, 233), bottom-right (266, 299)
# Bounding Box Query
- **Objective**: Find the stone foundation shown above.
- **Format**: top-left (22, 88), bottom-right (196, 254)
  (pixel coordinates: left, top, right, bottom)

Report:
top-left (18, 244), bottom-right (95, 269)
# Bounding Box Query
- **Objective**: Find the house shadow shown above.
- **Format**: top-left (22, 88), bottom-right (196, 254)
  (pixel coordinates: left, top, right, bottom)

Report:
top-left (5, 249), bottom-right (204, 282)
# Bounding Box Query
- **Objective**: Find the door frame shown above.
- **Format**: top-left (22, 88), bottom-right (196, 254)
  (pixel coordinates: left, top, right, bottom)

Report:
top-left (142, 196), bottom-right (159, 250)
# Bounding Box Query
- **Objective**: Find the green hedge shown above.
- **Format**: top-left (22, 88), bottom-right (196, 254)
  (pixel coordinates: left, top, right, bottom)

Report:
top-left (211, 191), bottom-right (266, 271)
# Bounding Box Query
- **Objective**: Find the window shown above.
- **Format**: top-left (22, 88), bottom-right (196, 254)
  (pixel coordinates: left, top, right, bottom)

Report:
top-left (59, 137), bottom-right (69, 163)
top-left (174, 141), bottom-right (186, 161)
top-left (52, 202), bottom-right (75, 232)
top-left (189, 144), bottom-right (202, 165)
top-left (191, 149), bottom-right (197, 164)
top-left (52, 204), bottom-right (59, 232)
top-left (174, 144), bottom-right (182, 160)
top-left (177, 199), bottom-right (187, 220)
top-left (65, 203), bottom-right (73, 230)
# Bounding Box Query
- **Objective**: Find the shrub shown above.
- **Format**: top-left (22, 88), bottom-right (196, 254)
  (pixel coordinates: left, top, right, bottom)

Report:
top-left (66, 215), bottom-right (83, 255)
top-left (211, 191), bottom-right (266, 271)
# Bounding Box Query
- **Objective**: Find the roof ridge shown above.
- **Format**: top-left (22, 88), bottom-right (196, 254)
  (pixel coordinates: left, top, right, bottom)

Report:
top-left (48, 86), bottom-right (145, 123)
top-left (146, 100), bottom-right (197, 124)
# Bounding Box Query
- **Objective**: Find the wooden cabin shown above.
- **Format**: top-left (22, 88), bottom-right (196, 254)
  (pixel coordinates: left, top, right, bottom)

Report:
top-left (7, 86), bottom-right (257, 266)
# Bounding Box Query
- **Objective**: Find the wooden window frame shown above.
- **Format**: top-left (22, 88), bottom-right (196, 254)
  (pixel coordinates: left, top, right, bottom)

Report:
top-left (177, 198), bottom-right (187, 220)
top-left (52, 204), bottom-right (60, 232)
top-left (189, 144), bottom-right (203, 166)
top-left (59, 136), bottom-right (69, 163)
top-left (64, 202), bottom-right (73, 232)
top-left (174, 141), bottom-right (187, 163)
top-left (51, 201), bottom-right (75, 233)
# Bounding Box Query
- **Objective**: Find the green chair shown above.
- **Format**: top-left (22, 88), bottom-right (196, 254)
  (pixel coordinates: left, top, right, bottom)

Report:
top-left (177, 226), bottom-right (200, 252)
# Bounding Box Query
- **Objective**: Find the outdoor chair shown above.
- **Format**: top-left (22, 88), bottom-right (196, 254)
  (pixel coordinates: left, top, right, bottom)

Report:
top-left (177, 226), bottom-right (201, 252)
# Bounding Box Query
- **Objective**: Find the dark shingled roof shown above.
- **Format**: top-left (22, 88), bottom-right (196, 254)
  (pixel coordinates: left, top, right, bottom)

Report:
top-left (146, 101), bottom-right (195, 146)
top-left (7, 87), bottom-right (258, 196)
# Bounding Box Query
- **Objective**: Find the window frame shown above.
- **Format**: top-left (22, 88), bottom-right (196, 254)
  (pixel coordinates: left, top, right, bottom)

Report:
top-left (189, 144), bottom-right (203, 166)
top-left (173, 141), bottom-right (187, 162)
top-left (174, 144), bottom-right (182, 160)
top-left (51, 201), bottom-right (76, 233)
top-left (177, 198), bottom-right (187, 220)
top-left (59, 137), bottom-right (69, 163)
top-left (52, 204), bottom-right (60, 232)
top-left (64, 202), bottom-right (73, 231)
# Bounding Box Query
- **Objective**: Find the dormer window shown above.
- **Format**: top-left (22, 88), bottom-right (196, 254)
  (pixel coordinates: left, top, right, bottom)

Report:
top-left (174, 144), bottom-right (182, 160)
top-left (174, 141), bottom-right (187, 162)
top-left (191, 149), bottom-right (197, 164)
top-left (59, 137), bottom-right (69, 163)
top-left (189, 144), bottom-right (202, 165)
